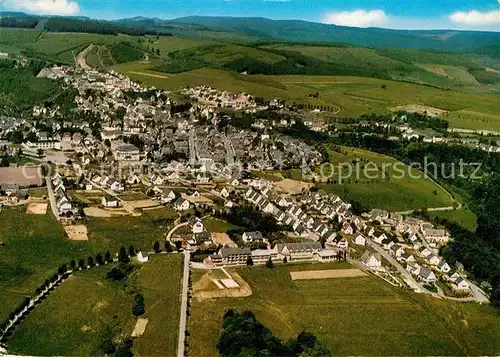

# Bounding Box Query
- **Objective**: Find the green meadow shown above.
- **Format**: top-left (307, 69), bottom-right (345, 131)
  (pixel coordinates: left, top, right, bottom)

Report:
top-left (313, 146), bottom-right (455, 212)
top-left (7, 254), bottom-right (183, 356)
top-left (0, 207), bottom-right (92, 322)
top-left (189, 263), bottom-right (500, 357)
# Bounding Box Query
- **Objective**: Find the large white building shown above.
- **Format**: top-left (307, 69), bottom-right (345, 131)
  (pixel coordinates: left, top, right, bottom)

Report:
top-left (113, 143), bottom-right (140, 161)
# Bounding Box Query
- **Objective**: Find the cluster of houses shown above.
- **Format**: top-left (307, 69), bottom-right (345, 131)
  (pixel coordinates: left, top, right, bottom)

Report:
top-left (336, 113), bottom-right (500, 155)
top-left (51, 173), bottom-right (74, 216)
top-left (186, 217), bottom-right (213, 247)
top-left (183, 86), bottom-right (259, 110)
top-left (214, 175), bottom-right (470, 295)
top-left (361, 209), bottom-right (469, 294)
top-left (89, 172), bottom-right (124, 193)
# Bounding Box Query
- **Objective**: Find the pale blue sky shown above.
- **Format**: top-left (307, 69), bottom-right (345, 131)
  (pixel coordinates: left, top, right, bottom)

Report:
top-left (2, 0), bottom-right (500, 30)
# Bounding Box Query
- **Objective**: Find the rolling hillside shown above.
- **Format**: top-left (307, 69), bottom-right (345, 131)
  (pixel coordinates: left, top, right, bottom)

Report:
top-left (165, 16), bottom-right (500, 52)
top-left (2, 12), bottom-right (500, 52)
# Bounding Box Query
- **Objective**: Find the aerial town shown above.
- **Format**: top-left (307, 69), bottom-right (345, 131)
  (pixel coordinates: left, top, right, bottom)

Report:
top-left (0, 64), bottom-right (482, 299)
top-left (0, 59), bottom-right (495, 357)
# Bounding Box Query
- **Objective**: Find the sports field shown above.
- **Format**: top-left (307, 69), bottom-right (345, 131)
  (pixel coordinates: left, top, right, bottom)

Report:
top-left (188, 262), bottom-right (500, 356)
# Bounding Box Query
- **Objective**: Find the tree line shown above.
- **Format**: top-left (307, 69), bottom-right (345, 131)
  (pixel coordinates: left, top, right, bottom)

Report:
top-left (217, 310), bottom-right (330, 357)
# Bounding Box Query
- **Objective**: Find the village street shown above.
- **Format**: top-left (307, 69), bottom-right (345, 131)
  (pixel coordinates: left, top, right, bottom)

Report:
top-left (365, 237), bottom-right (428, 293)
top-left (46, 176), bottom-right (61, 220)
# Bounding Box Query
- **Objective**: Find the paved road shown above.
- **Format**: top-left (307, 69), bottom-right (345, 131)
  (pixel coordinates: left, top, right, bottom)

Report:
top-left (46, 178), bottom-right (60, 220)
top-left (222, 132), bottom-right (235, 165)
top-left (177, 250), bottom-right (190, 357)
top-left (189, 129), bottom-right (197, 166)
top-left (437, 281), bottom-right (490, 303)
top-left (166, 222), bottom-right (189, 242)
top-left (365, 238), bottom-right (428, 293)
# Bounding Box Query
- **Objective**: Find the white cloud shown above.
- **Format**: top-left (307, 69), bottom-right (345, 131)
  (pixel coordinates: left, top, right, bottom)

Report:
top-left (449, 10), bottom-right (500, 26)
top-left (3, 0), bottom-right (80, 15)
top-left (322, 9), bottom-right (388, 28)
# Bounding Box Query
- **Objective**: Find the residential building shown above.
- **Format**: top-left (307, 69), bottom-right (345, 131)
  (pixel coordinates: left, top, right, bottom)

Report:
top-left (102, 195), bottom-right (119, 208)
top-left (242, 231), bottom-right (265, 244)
top-left (361, 251), bottom-right (382, 269)
top-left (137, 251), bottom-right (149, 263)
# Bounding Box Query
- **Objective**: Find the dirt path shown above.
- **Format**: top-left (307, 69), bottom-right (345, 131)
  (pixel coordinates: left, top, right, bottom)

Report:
top-left (290, 269), bottom-right (367, 280)
top-left (76, 44), bottom-right (93, 69)
top-left (128, 71), bottom-right (169, 79)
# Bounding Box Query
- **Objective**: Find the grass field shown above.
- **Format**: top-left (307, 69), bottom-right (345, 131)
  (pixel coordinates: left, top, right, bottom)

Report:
top-left (7, 254), bottom-right (182, 356)
top-left (202, 217), bottom-right (241, 232)
top-left (27, 187), bottom-right (47, 198)
top-left (141, 206), bottom-right (178, 220)
top-left (314, 147), bottom-right (454, 212)
top-left (0, 204), bottom-right (175, 324)
top-left (7, 268), bottom-right (136, 356)
top-left (0, 207), bottom-right (92, 322)
top-left (86, 215), bottom-right (167, 253)
top-left (189, 263), bottom-right (500, 356)
top-left (133, 254), bottom-right (183, 356)
top-left (429, 209), bottom-right (478, 232)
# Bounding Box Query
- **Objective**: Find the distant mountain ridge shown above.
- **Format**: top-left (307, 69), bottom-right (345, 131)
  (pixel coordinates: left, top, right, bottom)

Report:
top-left (164, 16), bottom-right (500, 52)
top-left (1, 12), bottom-right (500, 52)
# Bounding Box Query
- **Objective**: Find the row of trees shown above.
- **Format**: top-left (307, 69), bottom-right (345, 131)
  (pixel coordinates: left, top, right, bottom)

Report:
top-left (43, 17), bottom-right (160, 36)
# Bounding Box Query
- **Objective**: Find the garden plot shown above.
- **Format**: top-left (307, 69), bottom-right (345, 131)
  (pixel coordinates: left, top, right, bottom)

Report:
top-left (131, 318), bottom-right (149, 337)
top-left (63, 225), bottom-right (89, 241)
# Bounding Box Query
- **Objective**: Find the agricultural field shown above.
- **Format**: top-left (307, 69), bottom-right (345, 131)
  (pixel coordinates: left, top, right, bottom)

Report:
top-left (0, 28), bottom-right (140, 64)
top-left (263, 44), bottom-right (500, 91)
top-left (7, 254), bottom-right (183, 356)
top-left (416, 64), bottom-right (480, 86)
top-left (113, 61), bottom-right (500, 131)
top-left (188, 263), bottom-right (500, 357)
top-left (314, 147), bottom-right (454, 212)
top-left (0, 207), bottom-right (92, 322)
top-left (133, 254), bottom-right (183, 356)
top-left (85, 45), bottom-right (116, 68)
top-left (152, 36), bottom-right (208, 54)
